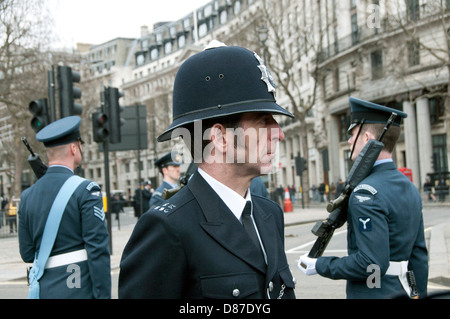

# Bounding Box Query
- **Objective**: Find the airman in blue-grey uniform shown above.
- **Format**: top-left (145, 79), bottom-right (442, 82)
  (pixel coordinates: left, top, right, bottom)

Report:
top-left (299, 97), bottom-right (428, 299)
top-left (149, 151), bottom-right (182, 208)
top-left (18, 116), bottom-right (111, 299)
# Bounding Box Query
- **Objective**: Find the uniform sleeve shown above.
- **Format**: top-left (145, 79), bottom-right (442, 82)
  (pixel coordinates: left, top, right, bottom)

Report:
top-left (119, 211), bottom-right (187, 298)
top-left (18, 189), bottom-right (35, 263)
top-left (79, 181), bottom-right (111, 299)
top-left (149, 189), bottom-right (165, 208)
top-left (409, 212), bottom-right (428, 298)
top-left (316, 191), bottom-right (390, 280)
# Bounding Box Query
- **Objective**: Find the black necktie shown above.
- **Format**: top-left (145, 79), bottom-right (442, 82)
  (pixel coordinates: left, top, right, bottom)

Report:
top-left (242, 201), bottom-right (265, 260)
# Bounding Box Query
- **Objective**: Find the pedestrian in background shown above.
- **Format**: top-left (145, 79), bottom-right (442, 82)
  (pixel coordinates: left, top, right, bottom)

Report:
top-left (149, 152), bottom-right (182, 208)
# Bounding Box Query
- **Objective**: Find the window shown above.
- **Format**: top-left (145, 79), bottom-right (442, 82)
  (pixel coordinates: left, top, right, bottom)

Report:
top-left (150, 48), bottom-right (159, 60)
top-left (408, 40), bottom-right (420, 66)
top-left (334, 68), bottom-right (340, 92)
top-left (164, 41), bottom-right (172, 54)
top-left (199, 23), bottom-right (208, 37)
top-left (178, 35), bottom-right (186, 48)
top-left (432, 134), bottom-right (448, 173)
top-left (339, 113), bottom-right (351, 142)
top-left (234, 0), bottom-right (241, 15)
top-left (183, 18), bottom-right (190, 29)
top-left (370, 50), bottom-right (383, 79)
top-left (351, 13), bottom-right (359, 44)
top-left (219, 10), bottom-right (228, 24)
top-left (136, 54), bottom-right (145, 66)
top-left (429, 97), bottom-right (445, 124)
top-left (406, 0), bottom-right (420, 21)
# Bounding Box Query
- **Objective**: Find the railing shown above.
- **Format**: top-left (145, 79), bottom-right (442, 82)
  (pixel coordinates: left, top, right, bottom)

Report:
top-left (0, 207), bottom-right (18, 238)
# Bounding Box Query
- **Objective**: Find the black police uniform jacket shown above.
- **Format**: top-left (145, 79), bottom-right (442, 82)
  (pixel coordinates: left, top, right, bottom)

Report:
top-left (316, 162), bottom-right (428, 298)
top-left (18, 166), bottom-right (111, 299)
top-left (119, 172), bottom-right (296, 299)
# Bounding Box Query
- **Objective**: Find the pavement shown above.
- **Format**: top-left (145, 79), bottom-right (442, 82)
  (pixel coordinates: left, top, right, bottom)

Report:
top-left (1, 202), bottom-right (449, 291)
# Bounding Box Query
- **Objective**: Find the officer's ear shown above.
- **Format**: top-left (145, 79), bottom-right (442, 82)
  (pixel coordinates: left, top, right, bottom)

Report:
top-left (208, 123), bottom-right (227, 153)
top-left (69, 142), bottom-right (77, 155)
top-left (363, 130), bottom-right (374, 142)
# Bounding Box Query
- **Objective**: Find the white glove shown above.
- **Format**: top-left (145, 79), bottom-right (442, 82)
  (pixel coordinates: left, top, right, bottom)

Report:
top-left (298, 254), bottom-right (318, 276)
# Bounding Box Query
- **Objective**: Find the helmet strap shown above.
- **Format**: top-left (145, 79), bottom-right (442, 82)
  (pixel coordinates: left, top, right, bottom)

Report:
top-left (349, 119), bottom-right (365, 160)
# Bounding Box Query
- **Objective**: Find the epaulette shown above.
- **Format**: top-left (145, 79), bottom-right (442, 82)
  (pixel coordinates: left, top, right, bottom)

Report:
top-left (152, 202), bottom-right (177, 214)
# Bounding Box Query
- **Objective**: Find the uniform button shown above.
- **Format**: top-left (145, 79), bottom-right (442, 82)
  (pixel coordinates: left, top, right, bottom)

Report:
top-left (268, 281), bottom-right (274, 292)
top-left (232, 289), bottom-right (240, 297)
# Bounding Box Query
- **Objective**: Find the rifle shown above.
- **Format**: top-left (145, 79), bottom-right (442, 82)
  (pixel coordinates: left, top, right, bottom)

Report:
top-left (162, 161), bottom-right (198, 200)
top-left (305, 113), bottom-right (397, 259)
top-left (21, 137), bottom-right (48, 179)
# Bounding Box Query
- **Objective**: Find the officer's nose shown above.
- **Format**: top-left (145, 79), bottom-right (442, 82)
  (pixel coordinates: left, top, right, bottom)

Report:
top-left (267, 116), bottom-right (284, 143)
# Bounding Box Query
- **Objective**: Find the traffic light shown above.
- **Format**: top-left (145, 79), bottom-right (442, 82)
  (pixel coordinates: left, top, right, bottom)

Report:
top-left (107, 87), bottom-right (125, 144)
top-left (295, 156), bottom-right (307, 176)
top-left (58, 66), bottom-right (82, 118)
top-left (92, 112), bottom-right (109, 143)
top-left (29, 98), bottom-right (50, 133)
top-left (432, 153), bottom-right (439, 172)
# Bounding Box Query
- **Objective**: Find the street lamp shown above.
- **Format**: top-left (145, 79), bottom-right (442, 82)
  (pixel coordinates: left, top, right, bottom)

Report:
top-left (258, 25), bottom-right (268, 46)
top-left (258, 25), bottom-right (269, 62)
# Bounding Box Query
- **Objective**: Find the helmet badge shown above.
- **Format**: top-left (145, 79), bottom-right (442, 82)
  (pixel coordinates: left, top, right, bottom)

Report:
top-left (254, 52), bottom-right (276, 98)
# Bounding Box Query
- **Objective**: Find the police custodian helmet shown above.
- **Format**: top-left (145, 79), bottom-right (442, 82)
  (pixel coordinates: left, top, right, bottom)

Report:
top-left (157, 41), bottom-right (294, 142)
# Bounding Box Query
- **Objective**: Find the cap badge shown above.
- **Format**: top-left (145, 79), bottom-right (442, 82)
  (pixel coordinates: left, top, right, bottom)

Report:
top-left (254, 52), bottom-right (276, 97)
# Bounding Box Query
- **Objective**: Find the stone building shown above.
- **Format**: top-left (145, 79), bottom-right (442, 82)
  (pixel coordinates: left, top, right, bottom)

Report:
top-left (1, 0), bottom-right (448, 203)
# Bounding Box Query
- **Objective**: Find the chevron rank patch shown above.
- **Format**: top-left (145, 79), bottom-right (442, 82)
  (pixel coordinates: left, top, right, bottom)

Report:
top-left (94, 206), bottom-right (105, 221)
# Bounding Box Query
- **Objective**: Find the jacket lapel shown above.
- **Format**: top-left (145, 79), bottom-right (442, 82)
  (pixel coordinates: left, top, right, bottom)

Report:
top-left (188, 173), bottom-right (267, 273)
top-left (252, 199), bottom-right (278, 281)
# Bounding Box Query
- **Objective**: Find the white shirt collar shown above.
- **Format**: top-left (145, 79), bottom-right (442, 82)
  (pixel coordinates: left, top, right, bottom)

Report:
top-left (374, 158), bottom-right (393, 167)
top-left (163, 180), bottom-right (178, 188)
top-left (197, 167), bottom-right (251, 221)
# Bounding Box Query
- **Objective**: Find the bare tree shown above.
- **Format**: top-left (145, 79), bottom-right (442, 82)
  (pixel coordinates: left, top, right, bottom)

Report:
top-left (388, 0), bottom-right (450, 175)
top-left (257, 0), bottom-right (328, 205)
top-left (0, 0), bottom-right (54, 197)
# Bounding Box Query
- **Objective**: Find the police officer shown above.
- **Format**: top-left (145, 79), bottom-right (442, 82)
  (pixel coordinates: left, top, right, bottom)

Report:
top-left (149, 151), bottom-right (182, 208)
top-left (299, 97), bottom-right (428, 299)
top-left (119, 42), bottom-right (296, 298)
top-left (18, 116), bottom-right (111, 299)
top-left (134, 181), bottom-right (152, 218)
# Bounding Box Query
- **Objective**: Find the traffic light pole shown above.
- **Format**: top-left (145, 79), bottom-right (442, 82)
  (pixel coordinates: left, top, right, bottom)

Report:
top-left (103, 137), bottom-right (113, 253)
top-left (101, 88), bottom-right (113, 254)
top-left (47, 67), bottom-right (56, 122)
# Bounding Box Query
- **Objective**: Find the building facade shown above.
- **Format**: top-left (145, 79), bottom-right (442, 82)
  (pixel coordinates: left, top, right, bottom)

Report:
top-left (1, 0), bottom-right (448, 203)
top-left (46, 0), bottom-right (450, 201)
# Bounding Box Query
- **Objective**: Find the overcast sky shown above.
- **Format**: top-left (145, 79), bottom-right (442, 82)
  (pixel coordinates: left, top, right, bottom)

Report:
top-left (48, 0), bottom-right (211, 49)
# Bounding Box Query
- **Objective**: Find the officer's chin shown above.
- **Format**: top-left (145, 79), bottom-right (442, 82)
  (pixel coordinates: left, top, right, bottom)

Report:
top-left (259, 162), bottom-right (273, 175)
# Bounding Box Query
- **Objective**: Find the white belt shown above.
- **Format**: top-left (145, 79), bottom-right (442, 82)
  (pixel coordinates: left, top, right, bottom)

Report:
top-left (45, 249), bottom-right (88, 269)
top-left (386, 260), bottom-right (411, 297)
